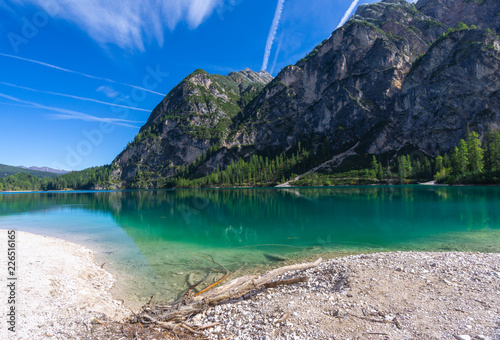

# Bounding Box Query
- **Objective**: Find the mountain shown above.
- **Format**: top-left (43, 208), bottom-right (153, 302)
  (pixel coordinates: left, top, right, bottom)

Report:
top-left (0, 163), bottom-right (61, 179)
top-left (112, 68), bottom-right (273, 184)
top-left (111, 0), bottom-right (500, 188)
top-left (19, 166), bottom-right (68, 174)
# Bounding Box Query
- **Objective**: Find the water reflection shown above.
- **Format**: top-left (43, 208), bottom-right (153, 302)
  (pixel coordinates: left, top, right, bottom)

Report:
top-left (1, 187), bottom-right (499, 250)
top-left (1, 186), bottom-right (499, 304)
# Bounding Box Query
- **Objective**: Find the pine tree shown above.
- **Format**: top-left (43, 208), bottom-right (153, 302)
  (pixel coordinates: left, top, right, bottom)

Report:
top-left (398, 156), bottom-right (407, 184)
top-left (484, 126), bottom-right (500, 172)
top-left (414, 158), bottom-right (422, 180)
top-left (435, 155), bottom-right (444, 174)
top-left (451, 147), bottom-right (459, 176)
top-left (371, 156), bottom-right (379, 178)
top-left (404, 155), bottom-right (413, 177)
top-left (491, 130), bottom-right (500, 171)
top-left (377, 162), bottom-right (384, 180)
top-left (456, 139), bottom-right (469, 175)
top-left (466, 129), bottom-right (484, 173)
top-left (443, 153), bottom-right (451, 169)
top-left (424, 157), bottom-right (432, 180)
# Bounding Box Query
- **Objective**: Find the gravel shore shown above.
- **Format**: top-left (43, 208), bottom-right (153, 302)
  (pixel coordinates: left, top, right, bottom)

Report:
top-left (198, 252), bottom-right (500, 340)
top-left (0, 230), bottom-right (128, 340)
top-left (1, 230), bottom-right (498, 339)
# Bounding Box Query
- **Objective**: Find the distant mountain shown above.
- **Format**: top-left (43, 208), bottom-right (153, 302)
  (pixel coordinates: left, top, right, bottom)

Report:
top-left (0, 164), bottom-right (61, 179)
top-left (110, 0), bottom-right (500, 189)
top-left (18, 166), bottom-right (68, 174)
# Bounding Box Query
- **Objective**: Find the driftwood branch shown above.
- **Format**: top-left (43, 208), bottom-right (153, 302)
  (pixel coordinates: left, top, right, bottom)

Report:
top-left (195, 270), bottom-right (230, 296)
top-left (132, 258), bottom-right (323, 334)
top-left (263, 276), bottom-right (308, 288)
top-left (197, 257), bottom-right (322, 303)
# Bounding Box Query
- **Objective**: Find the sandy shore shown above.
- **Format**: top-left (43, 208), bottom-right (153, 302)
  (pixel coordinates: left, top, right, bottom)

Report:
top-left (0, 230), bottom-right (128, 340)
top-left (1, 230), bottom-right (499, 339)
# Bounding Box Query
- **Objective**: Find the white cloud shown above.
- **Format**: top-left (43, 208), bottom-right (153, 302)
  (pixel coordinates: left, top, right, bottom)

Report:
top-left (9, 0), bottom-right (223, 50)
top-left (187, 0), bottom-right (221, 29)
top-left (96, 85), bottom-right (120, 99)
top-left (261, 0), bottom-right (286, 71)
top-left (336, 0), bottom-right (360, 29)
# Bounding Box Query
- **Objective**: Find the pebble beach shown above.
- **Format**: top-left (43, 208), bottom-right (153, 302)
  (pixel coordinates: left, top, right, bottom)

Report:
top-left (1, 230), bottom-right (499, 339)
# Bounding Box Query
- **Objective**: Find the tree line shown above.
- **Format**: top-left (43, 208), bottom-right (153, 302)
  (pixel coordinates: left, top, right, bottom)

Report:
top-left (435, 126), bottom-right (500, 184)
top-left (294, 126), bottom-right (500, 187)
top-left (350, 125), bottom-right (500, 186)
top-left (0, 166), bottom-right (112, 191)
top-left (172, 142), bottom-right (314, 188)
top-left (2, 126), bottom-right (500, 191)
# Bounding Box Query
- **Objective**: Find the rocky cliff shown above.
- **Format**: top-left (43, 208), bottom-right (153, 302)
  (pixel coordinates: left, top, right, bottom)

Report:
top-left (112, 68), bottom-right (272, 184)
top-left (112, 0), bottom-right (500, 188)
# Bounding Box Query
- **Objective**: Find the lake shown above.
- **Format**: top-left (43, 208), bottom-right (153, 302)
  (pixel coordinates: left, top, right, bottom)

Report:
top-left (1, 186), bottom-right (499, 307)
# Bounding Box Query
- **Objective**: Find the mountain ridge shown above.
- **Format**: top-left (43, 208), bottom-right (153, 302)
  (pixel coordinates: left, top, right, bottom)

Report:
top-left (0, 163), bottom-right (62, 179)
top-left (19, 166), bottom-right (68, 174)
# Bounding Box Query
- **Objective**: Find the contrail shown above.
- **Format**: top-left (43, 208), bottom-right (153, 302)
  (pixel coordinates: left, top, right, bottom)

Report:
top-left (261, 0), bottom-right (285, 71)
top-left (0, 53), bottom-right (166, 96)
top-left (0, 92), bottom-right (143, 128)
top-left (269, 34), bottom-right (283, 75)
top-left (336, 0), bottom-right (359, 29)
top-left (1, 82), bottom-right (150, 112)
top-left (0, 101), bottom-right (39, 109)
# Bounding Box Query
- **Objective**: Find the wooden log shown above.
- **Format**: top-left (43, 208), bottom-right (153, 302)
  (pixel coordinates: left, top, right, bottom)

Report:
top-left (136, 258), bottom-right (323, 333)
top-left (263, 276), bottom-right (308, 288)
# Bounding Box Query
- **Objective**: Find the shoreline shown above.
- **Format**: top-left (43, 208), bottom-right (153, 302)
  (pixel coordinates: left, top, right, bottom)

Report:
top-left (6, 183), bottom-right (500, 194)
top-left (0, 229), bottom-right (129, 339)
top-left (1, 230), bottom-right (498, 339)
top-left (198, 251), bottom-right (500, 339)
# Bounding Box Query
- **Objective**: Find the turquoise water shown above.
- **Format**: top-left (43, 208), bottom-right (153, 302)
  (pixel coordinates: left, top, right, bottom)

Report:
top-left (0, 186), bottom-right (499, 306)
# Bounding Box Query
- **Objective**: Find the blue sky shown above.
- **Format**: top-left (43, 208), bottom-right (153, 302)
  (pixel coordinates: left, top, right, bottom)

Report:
top-left (0, 0), bottom-right (379, 171)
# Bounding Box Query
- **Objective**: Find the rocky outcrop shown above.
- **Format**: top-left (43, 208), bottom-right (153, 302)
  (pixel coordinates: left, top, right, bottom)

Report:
top-left (112, 0), bottom-right (500, 188)
top-left (375, 28), bottom-right (500, 155)
top-left (112, 69), bottom-right (272, 185)
top-left (417, 0), bottom-right (500, 34)
top-left (233, 0), bottom-right (448, 155)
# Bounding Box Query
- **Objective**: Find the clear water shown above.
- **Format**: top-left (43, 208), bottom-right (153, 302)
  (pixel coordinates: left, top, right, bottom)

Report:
top-left (1, 186), bottom-right (499, 307)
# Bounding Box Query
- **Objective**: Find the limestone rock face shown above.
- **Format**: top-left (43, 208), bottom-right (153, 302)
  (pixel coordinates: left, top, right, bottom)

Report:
top-left (237, 0), bottom-right (446, 154)
top-left (112, 0), bottom-right (500, 188)
top-left (417, 0), bottom-right (500, 34)
top-left (112, 69), bottom-right (272, 185)
top-left (377, 29), bottom-right (500, 155)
